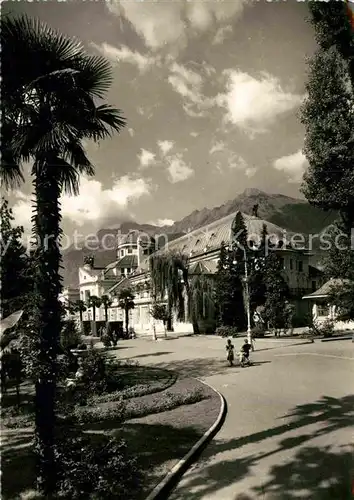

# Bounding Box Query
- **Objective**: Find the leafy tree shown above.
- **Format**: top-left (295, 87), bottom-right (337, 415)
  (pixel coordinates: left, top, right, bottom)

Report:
top-left (0, 199), bottom-right (33, 318)
top-left (262, 253), bottom-right (290, 335)
top-left (150, 251), bottom-right (215, 334)
top-left (1, 15), bottom-right (125, 496)
top-left (300, 8), bottom-right (354, 233)
top-left (101, 294), bottom-right (112, 323)
top-left (214, 241), bottom-right (245, 329)
top-left (117, 289), bottom-right (135, 337)
top-left (249, 224), bottom-right (268, 311)
top-left (308, 2), bottom-right (354, 87)
top-left (150, 302), bottom-right (169, 337)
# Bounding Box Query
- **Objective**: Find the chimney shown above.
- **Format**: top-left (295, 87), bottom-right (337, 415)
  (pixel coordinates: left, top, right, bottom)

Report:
top-left (252, 204), bottom-right (259, 218)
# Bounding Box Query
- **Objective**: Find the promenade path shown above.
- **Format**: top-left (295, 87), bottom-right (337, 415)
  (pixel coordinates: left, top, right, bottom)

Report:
top-left (118, 335), bottom-right (354, 500)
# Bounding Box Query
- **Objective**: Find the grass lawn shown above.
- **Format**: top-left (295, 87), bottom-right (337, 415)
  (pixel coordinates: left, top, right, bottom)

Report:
top-left (1, 368), bottom-right (221, 499)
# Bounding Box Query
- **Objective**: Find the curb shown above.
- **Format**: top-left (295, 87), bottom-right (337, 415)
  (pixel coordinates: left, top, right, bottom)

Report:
top-left (145, 379), bottom-right (227, 500)
top-left (321, 335), bottom-right (353, 342)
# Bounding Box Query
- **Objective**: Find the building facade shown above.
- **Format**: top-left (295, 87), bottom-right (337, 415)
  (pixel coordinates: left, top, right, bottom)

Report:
top-left (77, 211), bottom-right (325, 336)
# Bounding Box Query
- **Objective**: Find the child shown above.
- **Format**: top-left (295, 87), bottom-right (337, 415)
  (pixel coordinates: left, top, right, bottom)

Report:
top-left (240, 338), bottom-right (251, 365)
top-left (226, 338), bottom-right (235, 366)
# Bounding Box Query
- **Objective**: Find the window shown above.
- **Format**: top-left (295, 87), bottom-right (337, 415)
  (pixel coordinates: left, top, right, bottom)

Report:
top-left (127, 268), bottom-right (131, 274)
top-left (128, 248), bottom-right (132, 254)
top-left (121, 269), bottom-right (125, 275)
top-left (84, 290), bottom-right (90, 301)
top-left (289, 259), bottom-right (293, 270)
top-left (120, 250), bottom-right (124, 257)
top-left (195, 239), bottom-right (200, 247)
top-left (279, 257), bottom-right (285, 269)
top-left (312, 280), bottom-right (316, 292)
top-left (317, 304), bottom-right (329, 316)
top-left (298, 261), bottom-right (303, 272)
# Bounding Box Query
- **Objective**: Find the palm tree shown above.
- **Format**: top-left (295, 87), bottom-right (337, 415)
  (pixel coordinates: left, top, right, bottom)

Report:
top-left (117, 289), bottom-right (135, 337)
top-left (101, 294), bottom-right (112, 323)
top-left (1, 15), bottom-right (125, 495)
top-left (87, 296), bottom-right (102, 336)
top-left (74, 299), bottom-right (86, 333)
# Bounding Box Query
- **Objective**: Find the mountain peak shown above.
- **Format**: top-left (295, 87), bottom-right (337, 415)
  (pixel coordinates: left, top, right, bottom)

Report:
top-left (241, 188), bottom-right (267, 197)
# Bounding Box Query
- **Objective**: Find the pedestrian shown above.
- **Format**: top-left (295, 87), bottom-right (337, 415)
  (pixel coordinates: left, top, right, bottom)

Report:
top-left (226, 338), bottom-right (235, 366)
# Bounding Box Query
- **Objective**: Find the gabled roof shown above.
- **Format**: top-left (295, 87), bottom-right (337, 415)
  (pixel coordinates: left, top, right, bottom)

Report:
top-left (151, 212), bottom-right (287, 259)
top-left (107, 277), bottom-right (131, 295)
top-left (302, 278), bottom-right (350, 299)
top-left (189, 260), bottom-right (218, 275)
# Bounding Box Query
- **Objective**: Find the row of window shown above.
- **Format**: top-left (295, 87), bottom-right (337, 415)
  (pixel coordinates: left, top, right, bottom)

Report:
top-left (279, 257), bottom-right (303, 272)
top-left (119, 245), bottom-right (137, 257)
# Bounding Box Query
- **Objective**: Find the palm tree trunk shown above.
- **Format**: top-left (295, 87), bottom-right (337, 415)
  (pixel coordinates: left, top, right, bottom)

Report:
top-left (125, 307), bottom-right (129, 337)
top-left (79, 310), bottom-right (84, 334)
top-left (33, 165), bottom-right (62, 496)
top-left (92, 306), bottom-right (97, 336)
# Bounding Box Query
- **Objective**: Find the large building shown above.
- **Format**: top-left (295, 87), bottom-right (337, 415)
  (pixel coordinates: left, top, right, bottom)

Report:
top-left (76, 211), bottom-right (325, 336)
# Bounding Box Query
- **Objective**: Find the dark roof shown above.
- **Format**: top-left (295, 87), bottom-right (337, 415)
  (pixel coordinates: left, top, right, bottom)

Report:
top-left (105, 255), bottom-right (138, 273)
top-left (107, 277), bottom-right (131, 295)
top-left (308, 265), bottom-right (324, 278)
top-left (189, 260), bottom-right (218, 275)
top-left (302, 278), bottom-right (350, 299)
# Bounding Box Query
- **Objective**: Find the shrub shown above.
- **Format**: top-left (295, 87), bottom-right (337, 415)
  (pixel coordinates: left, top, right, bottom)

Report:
top-left (55, 425), bottom-right (143, 499)
top-left (73, 396), bottom-right (126, 425)
top-left (308, 318), bottom-right (335, 338)
top-left (198, 319), bottom-right (217, 334)
top-left (215, 325), bottom-right (239, 337)
top-left (79, 349), bottom-right (121, 395)
top-left (252, 324), bottom-right (266, 338)
top-left (61, 320), bottom-right (81, 351)
top-left (101, 333), bottom-right (111, 348)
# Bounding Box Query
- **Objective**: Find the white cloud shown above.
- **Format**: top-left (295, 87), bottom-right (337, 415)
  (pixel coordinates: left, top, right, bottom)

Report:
top-left (91, 43), bottom-right (157, 72)
top-left (190, 131), bottom-right (199, 137)
top-left (149, 218), bottom-right (175, 227)
top-left (213, 25), bottom-right (233, 45)
top-left (157, 140), bottom-right (174, 156)
top-left (210, 141), bottom-right (226, 155)
top-left (166, 154), bottom-right (194, 183)
top-left (273, 150), bottom-right (308, 183)
top-left (128, 128), bottom-right (135, 137)
top-left (12, 176), bottom-right (152, 231)
top-left (168, 62), bottom-right (213, 117)
top-left (107, 1), bottom-right (252, 51)
top-left (138, 148), bottom-right (156, 168)
top-left (245, 167), bottom-right (257, 178)
top-left (228, 155), bottom-right (248, 171)
top-left (217, 71), bottom-right (303, 134)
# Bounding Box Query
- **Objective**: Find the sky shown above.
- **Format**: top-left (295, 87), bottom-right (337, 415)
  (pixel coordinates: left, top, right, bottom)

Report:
top-left (4, 0), bottom-right (317, 238)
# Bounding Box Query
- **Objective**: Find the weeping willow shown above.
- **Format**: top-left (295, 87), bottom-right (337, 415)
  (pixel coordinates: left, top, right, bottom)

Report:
top-left (150, 252), bottom-right (216, 333)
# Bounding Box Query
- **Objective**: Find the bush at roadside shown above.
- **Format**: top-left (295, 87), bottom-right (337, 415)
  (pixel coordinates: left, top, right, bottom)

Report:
top-left (215, 325), bottom-right (239, 337)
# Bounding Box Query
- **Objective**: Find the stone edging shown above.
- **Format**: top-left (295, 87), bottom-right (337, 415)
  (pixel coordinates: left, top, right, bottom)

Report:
top-left (145, 379), bottom-right (227, 500)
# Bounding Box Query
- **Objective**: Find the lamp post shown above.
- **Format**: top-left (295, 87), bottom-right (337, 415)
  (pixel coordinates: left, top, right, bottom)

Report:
top-left (231, 243), bottom-right (252, 344)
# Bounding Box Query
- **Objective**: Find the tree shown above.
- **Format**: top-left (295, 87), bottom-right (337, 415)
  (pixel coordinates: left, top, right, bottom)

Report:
top-left (150, 251), bottom-right (215, 334)
top-left (215, 242), bottom-right (241, 327)
top-left (262, 253), bottom-right (290, 335)
top-left (150, 303), bottom-right (169, 338)
top-left (308, 2), bottom-right (354, 88)
top-left (300, 10), bottom-right (354, 233)
top-left (117, 289), bottom-right (135, 337)
top-left (1, 15), bottom-right (125, 496)
top-left (0, 199), bottom-right (33, 318)
top-left (101, 294), bottom-right (112, 323)
top-left (214, 213), bottom-right (249, 330)
top-left (74, 300), bottom-right (86, 333)
top-left (87, 296), bottom-right (101, 335)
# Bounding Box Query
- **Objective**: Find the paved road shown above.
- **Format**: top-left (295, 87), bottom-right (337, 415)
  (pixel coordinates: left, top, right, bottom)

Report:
top-left (119, 336), bottom-right (354, 500)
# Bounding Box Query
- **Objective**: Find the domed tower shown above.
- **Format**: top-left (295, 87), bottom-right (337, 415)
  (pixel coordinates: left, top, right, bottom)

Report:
top-left (137, 233), bottom-right (156, 267)
top-left (114, 231), bottom-right (140, 277)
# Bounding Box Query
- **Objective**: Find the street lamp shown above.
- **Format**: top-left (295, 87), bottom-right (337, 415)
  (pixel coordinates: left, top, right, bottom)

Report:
top-left (231, 242), bottom-right (252, 344)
